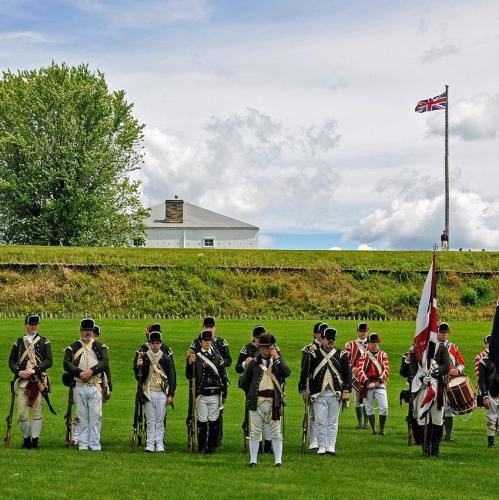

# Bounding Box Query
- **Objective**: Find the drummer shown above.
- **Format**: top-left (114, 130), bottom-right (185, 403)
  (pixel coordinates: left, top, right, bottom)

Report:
top-left (437, 323), bottom-right (466, 441)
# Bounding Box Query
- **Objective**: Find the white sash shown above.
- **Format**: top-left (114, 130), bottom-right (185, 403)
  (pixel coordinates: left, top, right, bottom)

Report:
top-left (196, 351), bottom-right (220, 379)
top-left (312, 348), bottom-right (343, 386)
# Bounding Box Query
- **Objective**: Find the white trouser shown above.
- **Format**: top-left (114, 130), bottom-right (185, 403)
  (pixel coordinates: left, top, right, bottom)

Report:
top-left (74, 384), bottom-right (102, 450)
top-left (365, 385), bottom-right (388, 416)
top-left (196, 394), bottom-right (221, 422)
top-left (312, 389), bottom-right (341, 451)
top-left (308, 402), bottom-right (318, 445)
top-left (249, 399), bottom-right (283, 464)
top-left (249, 399), bottom-right (282, 441)
top-left (414, 389), bottom-right (444, 426)
top-left (145, 391), bottom-right (167, 449)
top-left (15, 385), bottom-right (42, 438)
top-left (352, 385), bottom-right (363, 408)
top-left (485, 393), bottom-right (499, 436)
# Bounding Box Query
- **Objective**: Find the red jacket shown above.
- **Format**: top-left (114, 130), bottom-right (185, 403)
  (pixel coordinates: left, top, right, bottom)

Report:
top-left (356, 349), bottom-right (389, 385)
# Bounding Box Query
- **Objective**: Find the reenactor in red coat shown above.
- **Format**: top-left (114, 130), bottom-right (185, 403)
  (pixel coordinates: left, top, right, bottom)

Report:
top-left (356, 333), bottom-right (389, 435)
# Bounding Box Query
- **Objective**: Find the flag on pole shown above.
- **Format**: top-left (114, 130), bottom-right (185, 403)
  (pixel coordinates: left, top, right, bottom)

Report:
top-left (415, 91), bottom-right (447, 113)
top-left (412, 254), bottom-right (439, 419)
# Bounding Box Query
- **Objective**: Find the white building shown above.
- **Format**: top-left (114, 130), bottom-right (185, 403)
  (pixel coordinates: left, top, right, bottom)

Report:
top-left (144, 199), bottom-right (259, 249)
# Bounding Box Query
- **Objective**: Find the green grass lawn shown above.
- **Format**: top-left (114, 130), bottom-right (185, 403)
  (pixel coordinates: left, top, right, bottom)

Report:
top-left (0, 318), bottom-right (498, 499)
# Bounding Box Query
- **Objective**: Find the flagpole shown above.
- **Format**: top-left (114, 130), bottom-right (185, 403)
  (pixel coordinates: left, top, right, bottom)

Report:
top-left (444, 84), bottom-right (449, 249)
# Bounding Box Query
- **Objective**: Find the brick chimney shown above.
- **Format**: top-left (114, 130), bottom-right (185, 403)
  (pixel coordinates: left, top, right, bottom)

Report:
top-left (164, 199), bottom-right (184, 223)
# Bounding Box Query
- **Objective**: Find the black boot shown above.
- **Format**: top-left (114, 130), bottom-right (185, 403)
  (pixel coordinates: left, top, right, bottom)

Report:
top-left (197, 421), bottom-right (208, 453)
top-left (31, 437), bottom-right (39, 449)
top-left (378, 415), bottom-right (387, 436)
top-left (422, 425), bottom-right (432, 458)
top-left (412, 418), bottom-right (422, 445)
top-left (362, 407), bottom-right (369, 429)
top-left (22, 437), bottom-right (32, 449)
top-left (488, 436), bottom-right (495, 449)
top-left (207, 421), bottom-right (218, 454)
top-left (431, 424), bottom-right (443, 458)
top-left (368, 415), bottom-right (376, 435)
top-left (444, 416), bottom-right (454, 441)
top-left (355, 407), bottom-right (363, 429)
top-left (216, 412), bottom-right (223, 448)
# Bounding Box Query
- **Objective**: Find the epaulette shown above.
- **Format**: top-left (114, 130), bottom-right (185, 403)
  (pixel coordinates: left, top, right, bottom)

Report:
top-left (240, 346), bottom-right (248, 354)
top-left (340, 350), bottom-right (348, 358)
top-left (64, 345), bottom-right (73, 352)
top-left (101, 344), bottom-right (109, 349)
top-left (219, 338), bottom-right (229, 347)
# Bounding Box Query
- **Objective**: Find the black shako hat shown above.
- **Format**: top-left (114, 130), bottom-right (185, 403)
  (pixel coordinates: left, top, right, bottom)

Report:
top-left (438, 322), bottom-right (450, 333)
top-left (357, 322), bottom-right (369, 332)
top-left (149, 331), bottom-right (162, 342)
top-left (253, 325), bottom-right (266, 337)
top-left (80, 318), bottom-right (95, 330)
top-left (93, 325), bottom-right (100, 336)
top-left (200, 330), bottom-right (213, 341)
top-left (368, 333), bottom-right (380, 343)
top-left (313, 322), bottom-right (328, 334)
top-left (25, 314), bottom-right (40, 325)
top-left (203, 316), bottom-right (215, 328)
top-left (322, 327), bottom-right (336, 341)
top-left (258, 334), bottom-right (275, 347)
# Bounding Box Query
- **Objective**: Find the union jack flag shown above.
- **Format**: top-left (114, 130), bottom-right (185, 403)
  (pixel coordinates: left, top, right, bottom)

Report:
top-left (415, 91), bottom-right (447, 113)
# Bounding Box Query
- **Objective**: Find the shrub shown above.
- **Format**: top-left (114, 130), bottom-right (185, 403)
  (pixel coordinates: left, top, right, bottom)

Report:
top-left (474, 278), bottom-right (492, 300)
top-left (399, 289), bottom-right (420, 308)
top-left (462, 287), bottom-right (478, 306)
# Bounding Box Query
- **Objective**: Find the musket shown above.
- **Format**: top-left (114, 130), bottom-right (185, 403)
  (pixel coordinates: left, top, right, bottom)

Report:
top-left (242, 397), bottom-right (249, 453)
top-left (131, 353), bottom-right (144, 452)
top-left (186, 352), bottom-right (197, 453)
top-left (4, 381), bottom-right (16, 448)
top-left (30, 373), bottom-right (57, 415)
top-left (301, 350), bottom-right (312, 454)
top-left (64, 386), bottom-right (74, 448)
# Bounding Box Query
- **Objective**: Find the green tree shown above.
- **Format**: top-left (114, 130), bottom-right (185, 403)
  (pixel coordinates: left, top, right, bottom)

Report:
top-left (0, 62), bottom-right (149, 246)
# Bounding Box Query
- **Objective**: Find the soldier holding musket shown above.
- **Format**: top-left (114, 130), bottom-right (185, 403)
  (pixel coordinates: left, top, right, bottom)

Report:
top-left (239, 333), bottom-right (290, 467)
top-left (135, 330), bottom-right (176, 452)
top-left (299, 327), bottom-right (350, 455)
top-left (186, 330), bottom-right (229, 454)
top-left (8, 314), bottom-right (53, 449)
top-left (299, 322), bottom-right (328, 451)
top-left (190, 316), bottom-right (231, 447)
top-left (63, 318), bottom-right (109, 451)
top-left (236, 325), bottom-right (273, 453)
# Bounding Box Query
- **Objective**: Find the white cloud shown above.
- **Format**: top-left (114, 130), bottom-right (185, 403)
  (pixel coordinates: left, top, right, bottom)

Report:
top-left (358, 244), bottom-right (374, 250)
top-left (426, 93), bottom-right (499, 141)
top-left (348, 170), bottom-right (499, 250)
top-left (0, 31), bottom-right (50, 43)
top-left (140, 108), bottom-right (342, 232)
top-left (420, 43), bottom-right (460, 63)
top-left (329, 246), bottom-right (342, 250)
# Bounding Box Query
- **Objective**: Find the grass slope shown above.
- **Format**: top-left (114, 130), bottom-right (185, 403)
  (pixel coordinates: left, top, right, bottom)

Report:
top-left (0, 318), bottom-right (498, 499)
top-left (0, 247), bottom-right (498, 320)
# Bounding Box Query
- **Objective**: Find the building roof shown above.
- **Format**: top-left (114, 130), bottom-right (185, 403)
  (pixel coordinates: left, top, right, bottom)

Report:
top-left (146, 201), bottom-right (259, 230)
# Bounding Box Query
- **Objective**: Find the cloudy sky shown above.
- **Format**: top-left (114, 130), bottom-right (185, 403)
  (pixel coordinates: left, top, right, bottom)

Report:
top-left (1, 0), bottom-right (499, 250)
